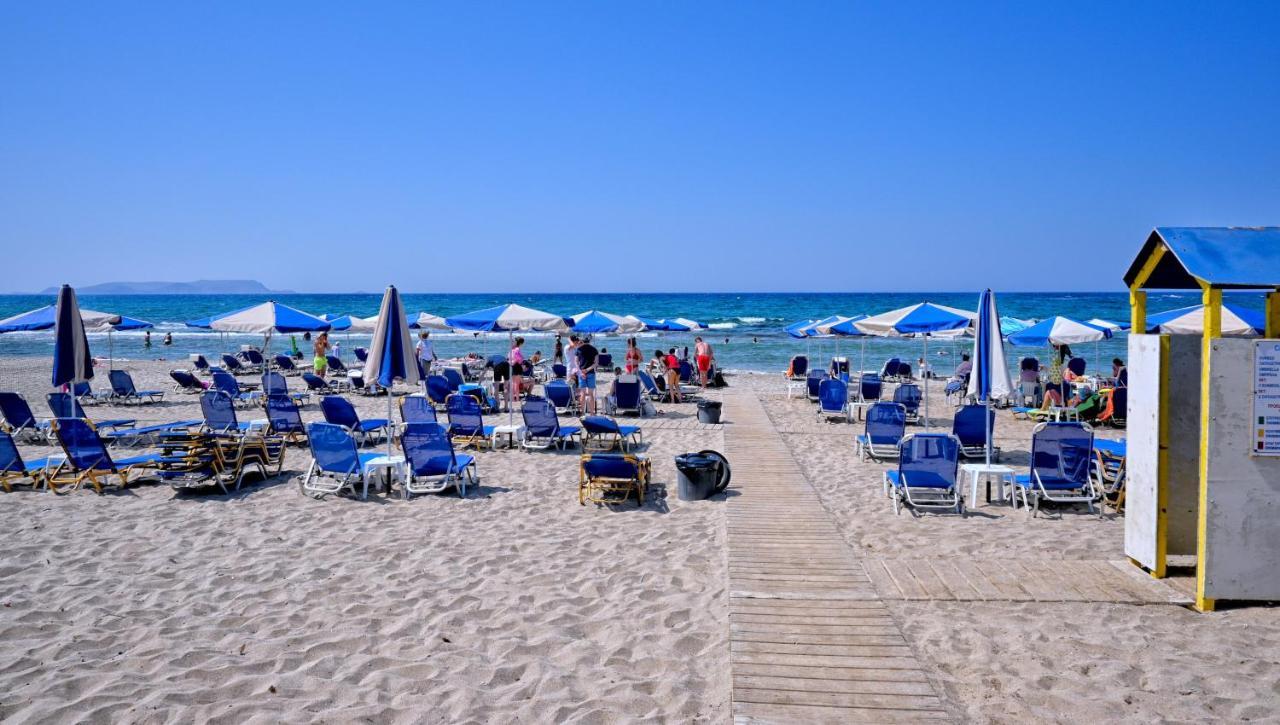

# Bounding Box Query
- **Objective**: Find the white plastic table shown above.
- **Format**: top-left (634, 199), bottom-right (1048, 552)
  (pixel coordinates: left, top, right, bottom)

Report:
top-left (491, 424), bottom-right (525, 450)
top-left (960, 463), bottom-right (1016, 508)
top-left (362, 455), bottom-right (406, 500)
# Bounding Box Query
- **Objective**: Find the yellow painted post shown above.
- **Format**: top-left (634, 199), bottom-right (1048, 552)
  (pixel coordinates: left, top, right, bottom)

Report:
top-left (1130, 289), bottom-right (1147, 334)
top-left (1267, 290), bottom-right (1280, 338)
top-left (1195, 284), bottom-right (1221, 612)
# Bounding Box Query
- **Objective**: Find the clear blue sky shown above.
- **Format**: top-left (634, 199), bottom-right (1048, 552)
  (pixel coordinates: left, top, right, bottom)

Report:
top-left (2, 2), bottom-right (1278, 293)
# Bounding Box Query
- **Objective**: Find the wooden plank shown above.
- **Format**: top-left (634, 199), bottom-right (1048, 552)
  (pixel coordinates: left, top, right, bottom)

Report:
top-left (862, 559), bottom-right (904, 599)
top-left (734, 662), bottom-right (929, 683)
top-left (971, 560), bottom-right (1031, 600)
top-left (733, 701), bottom-right (951, 723)
top-left (903, 559), bottom-right (956, 600)
top-left (880, 560), bottom-right (929, 600)
top-left (732, 641), bottom-right (913, 658)
top-left (926, 559), bottom-right (982, 600)
top-left (730, 631), bottom-right (908, 647)
top-left (734, 687), bottom-right (945, 712)
top-left (1003, 560), bottom-right (1065, 601)
top-left (735, 674), bottom-right (936, 696)
top-left (732, 651), bottom-right (929, 671)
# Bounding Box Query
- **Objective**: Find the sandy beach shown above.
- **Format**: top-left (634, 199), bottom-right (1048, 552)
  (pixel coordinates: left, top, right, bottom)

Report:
top-left (0, 356), bottom-right (1278, 723)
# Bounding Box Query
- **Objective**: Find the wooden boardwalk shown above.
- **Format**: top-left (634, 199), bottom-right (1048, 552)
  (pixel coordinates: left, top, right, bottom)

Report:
top-left (865, 558), bottom-right (1191, 604)
top-left (721, 392), bottom-right (953, 723)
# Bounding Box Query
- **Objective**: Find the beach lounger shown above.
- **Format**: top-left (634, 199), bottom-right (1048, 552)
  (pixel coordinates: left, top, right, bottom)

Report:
top-left (445, 394), bottom-right (496, 449)
top-left (817, 378), bottom-right (851, 423)
top-left (320, 396), bottom-right (390, 447)
top-left (443, 368), bottom-right (465, 391)
top-left (241, 349), bottom-right (266, 370)
top-left (1092, 438), bottom-right (1126, 513)
top-left (354, 347), bottom-right (368, 363)
top-left (884, 433), bottom-right (963, 515)
top-left (1013, 422), bottom-right (1100, 517)
top-left (0, 430), bottom-right (57, 491)
top-left (0, 392), bottom-right (51, 443)
top-left (893, 383), bottom-right (923, 424)
top-left (881, 358), bottom-right (903, 381)
top-left (1097, 387), bottom-right (1127, 428)
top-left (273, 355), bottom-right (300, 375)
top-left (400, 395), bottom-right (438, 424)
top-left (611, 375), bottom-right (643, 416)
top-left (635, 371), bottom-right (663, 402)
top-left (856, 402), bottom-right (907, 461)
top-left (805, 369), bottom-right (825, 401)
top-left (424, 375), bottom-right (452, 409)
top-left (200, 390), bottom-right (256, 434)
top-left (46, 417), bottom-right (162, 494)
top-left (190, 354), bottom-right (211, 373)
top-left (597, 352), bottom-right (613, 370)
top-left (210, 370), bottom-right (261, 408)
top-left (858, 374), bottom-right (882, 402)
top-left (155, 428), bottom-right (284, 495)
top-left (325, 355), bottom-right (347, 376)
top-left (220, 354), bottom-right (251, 375)
top-left (580, 415), bottom-right (642, 452)
top-left (401, 421), bottom-right (477, 498)
top-left (302, 372), bottom-right (339, 395)
top-left (108, 370), bottom-right (165, 404)
top-left (521, 396), bottom-right (581, 451)
top-left (830, 356), bottom-right (850, 379)
top-left (544, 379), bottom-right (577, 414)
top-left (787, 355), bottom-right (809, 380)
top-left (578, 453), bottom-right (650, 506)
top-left (300, 422), bottom-right (383, 498)
top-left (46, 393), bottom-right (136, 435)
top-left (262, 371), bottom-right (309, 406)
top-left (678, 359), bottom-right (694, 384)
top-left (170, 369), bottom-right (207, 394)
top-left (265, 394), bottom-right (308, 444)
top-left (71, 381), bottom-right (111, 406)
top-left (952, 404), bottom-right (998, 460)
top-left (551, 363), bottom-right (567, 380)
top-left (457, 384), bottom-right (499, 414)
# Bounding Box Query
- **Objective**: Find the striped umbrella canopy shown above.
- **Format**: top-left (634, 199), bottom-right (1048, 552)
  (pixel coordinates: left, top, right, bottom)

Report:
top-left (206, 301), bottom-right (331, 334)
top-left (666, 317), bottom-right (708, 331)
top-left (1000, 316), bottom-right (1035, 335)
top-left (0, 304), bottom-right (123, 333)
top-left (856, 303), bottom-right (975, 429)
top-left (411, 312), bottom-right (452, 331)
top-left (445, 303), bottom-right (571, 333)
top-left (1007, 316), bottom-right (1113, 347)
top-left (825, 315), bottom-right (871, 375)
top-left (51, 285), bottom-right (94, 390)
top-left (967, 290), bottom-right (1012, 464)
top-left (625, 315), bottom-right (666, 332)
top-left (1086, 318), bottom-right (1125, 332)
top-left (322, 313), bottom-right (354, 331)
top-left (364, 286), bottom-right (420, 457)
top-left (571, 310), bottom-right (646, 335)
top-left (784, 319), bottom-right (818, 339)
top-left (796, 315), bottom-right (843, 338)
top-left (1145, 303), bottom-right (1264, 337)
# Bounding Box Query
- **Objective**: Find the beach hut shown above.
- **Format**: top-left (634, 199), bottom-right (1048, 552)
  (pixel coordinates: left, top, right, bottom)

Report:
top-left (1123, 226), bottom-right (1280, 611)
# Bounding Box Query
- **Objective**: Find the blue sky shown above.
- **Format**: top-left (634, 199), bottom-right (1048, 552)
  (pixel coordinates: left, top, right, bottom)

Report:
top-left (2, 2), bottom-right (1278, 293)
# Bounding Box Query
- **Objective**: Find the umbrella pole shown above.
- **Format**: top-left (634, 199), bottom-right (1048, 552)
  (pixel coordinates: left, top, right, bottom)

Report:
top-left (508, 332), bottom-right (514, 425)
top-left (108, 329), bottom-right (113, 372)
top-left (922, 335), bottom-right (929, 430)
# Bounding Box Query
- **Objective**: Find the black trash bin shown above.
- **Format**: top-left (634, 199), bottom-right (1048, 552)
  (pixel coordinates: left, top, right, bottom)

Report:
top-left (675, 450), bottom-right (731, 501)
top-left (697, 400), bottom-right (722, 424)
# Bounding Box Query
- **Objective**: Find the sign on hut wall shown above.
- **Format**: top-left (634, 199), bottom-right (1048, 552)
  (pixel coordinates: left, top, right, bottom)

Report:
top-left (1253, 340), bottom-right (1280, 457)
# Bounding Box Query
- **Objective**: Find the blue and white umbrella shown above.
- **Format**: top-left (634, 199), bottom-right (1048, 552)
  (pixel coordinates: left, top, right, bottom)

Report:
top-left (1145, 303), bottom-right (1264, 337)
top-left (856, 303), bottom-right (976, 429)
top-left (626, 315), bottom-right (667, 332)
top-left (1007, 316), bottom-right (1112, 347)
top-left (665, 317), bottom-right (708, 331)
top-left (784, 319), bottom-right (818, 339)
top-left (51, 285), bottom-right (94, 392)
top-left (411, 312), bottom-right (451, 331)
top-left (1086, 318), bottom-right (1125, 333)
top-left (825, 315), bottom-right (871, 378)
top-left (571, 310), bottom-right (646, 335)
top-left (445, 304), bottom-right (571, 334)
top-left (0, 304), bottom-right (122, 333)
top-left (364, 286), bottom-right (419, 457)
top-left (195, 301), bottom-right (330, 372)
top-left (967, 290), bottom-right (1013, 465)
top-left (322, 313), bottom-right (354, 331)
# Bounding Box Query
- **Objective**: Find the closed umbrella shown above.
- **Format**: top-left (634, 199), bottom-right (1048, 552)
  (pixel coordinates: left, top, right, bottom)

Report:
top-left (51, 285), bottom-right (94, 394)
top-left (967, 290), bottom-right (1013, 466)
top-left (856, 302), bottom-right (975, 429)
top-left (364, 285), bottom-right (420, 459)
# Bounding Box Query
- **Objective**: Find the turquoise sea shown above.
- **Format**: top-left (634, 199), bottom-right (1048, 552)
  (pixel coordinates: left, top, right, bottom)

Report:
top-left (0, 291), bottom-right (1257, 374)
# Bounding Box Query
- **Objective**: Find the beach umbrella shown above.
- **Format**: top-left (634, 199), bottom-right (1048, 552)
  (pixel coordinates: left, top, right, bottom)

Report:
top-left (51, 285), bottom-right (94, 393)
top-left (856, 303), bottom-right (976, 429)
top-left (1000, 316), bottom-right (1035, 335)
top-left (364, 285), bottom-right (419, 460)
top-left (322, 313), bottom-right (354, 331)
top-left (571, 310), bottom-right (646, 335)
top-left (784, 319), bottom-right (817, 339)
top-left (86, 315), bottom-right (154, 372)
top-left (967, 290), bottom-right (1013, 466)
top-left (1086, 318), bottom-right (1125, 332)
top-left (0, 304), bottom-right (121, 333)
top-left (205, 301), bottom-right (330, 374)
top-left (1007, 316), bottom-right (1113, 347)
top-left (446, 304), bottom-right (571, 423)
top-left (625, 315), bottom-right (667, 331)
top-left (666, 317), bottom-right (708, 331)
top-left (411, 312), bottom-right (452, 331)
top-left (1144, 303), bottom-right (1264, 337)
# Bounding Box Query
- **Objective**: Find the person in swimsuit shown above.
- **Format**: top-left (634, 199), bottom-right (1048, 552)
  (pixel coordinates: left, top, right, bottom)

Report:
top-left (624, 337), bottom-right (642, 374)
top-left (313, 332), bottom-right (331, 378)
top-left (694, 336), bottom-right (713, 390)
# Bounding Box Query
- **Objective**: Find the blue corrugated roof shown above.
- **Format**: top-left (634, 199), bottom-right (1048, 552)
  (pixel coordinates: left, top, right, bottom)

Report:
top-left (1124, 227), bottom-right (1280, 289)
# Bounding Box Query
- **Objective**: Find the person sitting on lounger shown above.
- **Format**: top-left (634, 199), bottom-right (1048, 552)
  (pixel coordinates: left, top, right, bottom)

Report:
top-left (1112, 358), bottom-right (1128, 388)
top-left (1040, 346), bottom-right (1070, 410)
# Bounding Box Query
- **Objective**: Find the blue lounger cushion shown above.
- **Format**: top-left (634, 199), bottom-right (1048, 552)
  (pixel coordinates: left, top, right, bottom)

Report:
top-left (885, 470), bottom-right (953, 489)
top-left (1014, 474), bottom-right (1086, 491)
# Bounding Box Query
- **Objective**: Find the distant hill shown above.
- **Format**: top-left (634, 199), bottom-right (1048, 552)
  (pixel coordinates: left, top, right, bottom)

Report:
top-left (39, 280), bottom-right (295, 295)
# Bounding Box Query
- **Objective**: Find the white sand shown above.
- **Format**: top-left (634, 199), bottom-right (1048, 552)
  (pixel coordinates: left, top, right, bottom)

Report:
top-left (3, 355), bottom-right (1279, 722)
top-left (0, 357), bottom-right (729, 722)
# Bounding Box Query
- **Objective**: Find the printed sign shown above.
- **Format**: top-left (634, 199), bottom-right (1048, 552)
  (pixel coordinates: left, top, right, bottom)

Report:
top-left (1254, 340), bottom-right (1280, 456)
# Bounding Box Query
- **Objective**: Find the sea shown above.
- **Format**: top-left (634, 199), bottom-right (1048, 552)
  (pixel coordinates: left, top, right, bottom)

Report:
top-left (0, 291), bottom-right (1250, 375)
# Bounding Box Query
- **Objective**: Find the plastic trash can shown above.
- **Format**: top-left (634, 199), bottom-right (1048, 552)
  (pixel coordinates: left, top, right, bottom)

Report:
top-left (697, 400), bottom-right (722, 424)
top-left (675, 450), bottom-right (731, 501)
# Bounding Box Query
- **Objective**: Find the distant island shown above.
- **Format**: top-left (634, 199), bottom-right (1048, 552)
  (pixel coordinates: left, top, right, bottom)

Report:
top-left (39, 280), bottom-right (295, 295)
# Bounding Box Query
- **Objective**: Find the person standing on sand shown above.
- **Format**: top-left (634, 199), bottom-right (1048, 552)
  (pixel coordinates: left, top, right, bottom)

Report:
top-left (416, 331), bottom-right (437, 377)
top-left (694, 336), bottom-right (713, 390)
top-left (313, 332), bottom-right (331, 379)
top-left (624, 337), bottom-right (642, 374)
top-left (665, 347), bottom-right (682, 403)
top-left (576, 336), bottom-right (599, 414)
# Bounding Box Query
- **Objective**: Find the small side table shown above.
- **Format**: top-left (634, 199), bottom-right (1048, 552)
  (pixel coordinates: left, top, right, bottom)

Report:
top-left (491, 424), bottom-right (525, 450)
top-left (787, 380), bottom-right (805, 399)
top-left (362, 455), bottom-right (406, 501)
top-left (960, 463), bottom-right (1016, 508)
